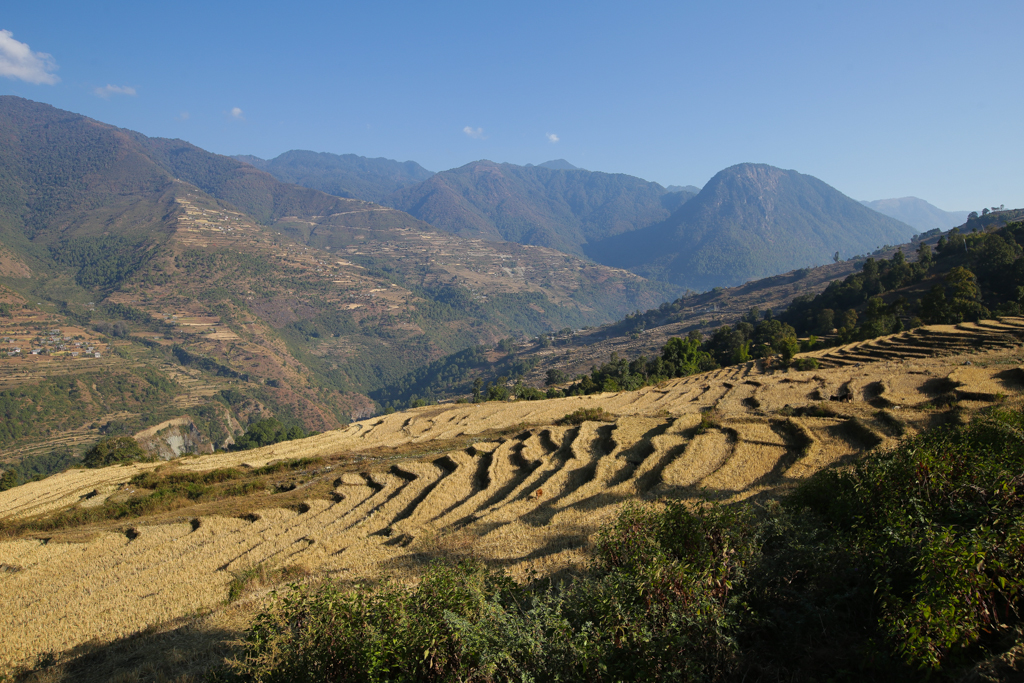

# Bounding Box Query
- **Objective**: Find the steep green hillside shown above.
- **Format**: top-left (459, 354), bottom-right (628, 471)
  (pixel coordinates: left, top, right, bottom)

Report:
top-left (0, 97), bottom-right (173, 249)
top-left (235, 150), bottom-right (433, 204)
top-left (586, 163), bottom-right (916, 291)
top-left (386, 160), bottom-right (693, 255)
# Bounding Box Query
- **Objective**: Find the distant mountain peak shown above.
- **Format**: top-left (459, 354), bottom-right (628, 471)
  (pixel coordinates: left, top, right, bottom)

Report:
top-left (531, 159), bottom-right (580, 171)
top-left (665, 184), bottom-right (702, 195)
top-left (861, 197), bottom-right (970, 232)
top-left (233, 154), bottom-right (267, 169)
top-left (232, 150), bottom-right (433, 203)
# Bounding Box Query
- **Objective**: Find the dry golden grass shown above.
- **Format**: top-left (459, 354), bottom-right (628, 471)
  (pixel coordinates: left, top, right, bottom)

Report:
top-left (4, 321), bottom-right (1024, 675)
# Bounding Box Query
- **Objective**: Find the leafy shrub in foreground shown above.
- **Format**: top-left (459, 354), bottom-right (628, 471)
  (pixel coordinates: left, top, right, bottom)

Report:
top-left (231, 502), bottom-right (752, 682)
top-left (229, 409), bottom-right (1024, 681)
top-left (793, 407), bottom-right (1024, 669)
top-left (234, 562), bottom-right (552, 682)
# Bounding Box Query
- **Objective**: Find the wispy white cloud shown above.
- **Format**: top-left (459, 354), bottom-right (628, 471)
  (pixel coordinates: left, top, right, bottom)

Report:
top-left (93, 84), bottom-right (136, 99)
top-left (463, 126), bottom-right (485, 140)
top-left (177, 111), bottom-right (189, 121)
top-left (0, 30), bottom-right (59, 85)
top-left (230, 107), bottom-right (244, 120)
top-left (546, 133), bottom-right (559, 143)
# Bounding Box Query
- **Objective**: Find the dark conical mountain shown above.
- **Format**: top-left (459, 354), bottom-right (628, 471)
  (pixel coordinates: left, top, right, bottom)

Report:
top-left (234, 150), bottom-right (433, 204)
top-left (385, 160), bottom-right (694, 256)
top-left (585, 163), bottom-right (916, 291)
top-left (860, 197), bottom-right (970, 232)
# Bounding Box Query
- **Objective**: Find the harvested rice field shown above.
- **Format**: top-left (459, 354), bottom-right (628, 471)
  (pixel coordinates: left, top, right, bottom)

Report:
top-left (3, 320), bottom-right (1024, 672)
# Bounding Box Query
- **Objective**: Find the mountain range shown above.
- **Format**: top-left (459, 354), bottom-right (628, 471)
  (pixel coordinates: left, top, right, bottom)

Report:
top-left (527, 159), bottom-right (580, 170)
top-left (246, 152), bottom-right (926, 292)
top-left (0, 95), bottom-right (960, 457)
top-left (860, 197), bottom-right (970, 232)
top-left (234, 150), bottom-right (433, 205)
top-left (384, 160), bottom-right (694, 256)
top-left (244, 154), bottom-right (704, 258)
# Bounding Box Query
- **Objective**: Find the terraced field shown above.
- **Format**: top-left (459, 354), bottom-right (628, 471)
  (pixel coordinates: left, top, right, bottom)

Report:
top-left (3, 320), bottom-right (1024, 671)
top-left (806, 317), bottom-right (1024, 367)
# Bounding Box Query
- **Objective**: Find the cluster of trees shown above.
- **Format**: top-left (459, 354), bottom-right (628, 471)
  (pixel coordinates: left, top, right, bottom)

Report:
top-left (49, 236), bottom-right (154, 289)
top-left (0, 447), bottom-right (81, 491)
top-left (782, 247), bottom-right (933, 339)
top-left (231, 418), bottom-right (310, 451)
top-left (82, 436), bottom-right (149, 468)
top-left (93, 320), bottom-right (130, 339)
top-left (174, 248), bottom-right (275, 279)
top-left (287, 310), bottom-right (360, 341)
top-left (468, 375), bottom-right (548, 403)
top-left (783, 222), bottom-right (1024, 342)
top-left (554, 314), bottom-right (804, 397)
top-left (0, 369), bottom-right (177, 448)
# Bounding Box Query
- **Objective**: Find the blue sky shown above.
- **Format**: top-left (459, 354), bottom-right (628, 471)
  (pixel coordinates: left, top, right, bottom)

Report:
top-left (2, 0), bottom-right (1021, 211)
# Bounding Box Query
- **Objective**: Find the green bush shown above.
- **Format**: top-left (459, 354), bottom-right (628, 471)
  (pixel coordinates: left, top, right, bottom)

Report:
top-left (0, 468), bottom-right (17, 491)
top-left (232, 419), bottom-right (308, 451)
top-left (82, 436), bottom-right (148, 468)
top-left (231, 501), bottom-right (752, 682)
top-left (556, 407), bottom-right (615, 425)
top-left (234, 561), bottom-right (541, 682)
top-left (513, 382), bottom-right (547, 401)
top-left (791, 357), bottom-right (819, 371)
top-left (791, 407), bottom-right (1024, 669)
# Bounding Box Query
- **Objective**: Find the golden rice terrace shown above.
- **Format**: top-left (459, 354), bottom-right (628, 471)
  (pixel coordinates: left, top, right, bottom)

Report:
top-left (3, 319), bottom-right (1024, 671)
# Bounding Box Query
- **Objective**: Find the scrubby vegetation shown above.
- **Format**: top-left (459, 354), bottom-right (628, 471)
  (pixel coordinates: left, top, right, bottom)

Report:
top-left (82, 436), bottom-right (149, 468)
top-left (225, 406), bottom-right (1024, 682)
top-left (0, 448), bottom-right (80, 491)
top-left (1, 457), bottom-right (325, 535)
top-left (555, 407), bottom-right (616, 425)
top-left (232, 418), bottom-right (312, 451)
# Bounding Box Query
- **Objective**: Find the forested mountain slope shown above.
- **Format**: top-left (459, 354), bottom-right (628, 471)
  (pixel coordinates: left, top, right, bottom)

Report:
top-left (586, 163), bottom-right (916, 291)
top-left (385, 160), bottom-right (694, 256)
